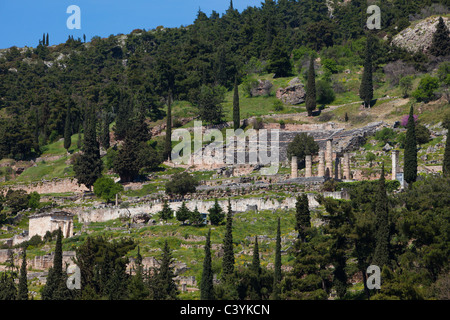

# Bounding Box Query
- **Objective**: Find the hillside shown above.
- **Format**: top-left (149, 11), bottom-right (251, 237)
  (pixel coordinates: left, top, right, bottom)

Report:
top-left (0, 0), bottom-right (449, 303)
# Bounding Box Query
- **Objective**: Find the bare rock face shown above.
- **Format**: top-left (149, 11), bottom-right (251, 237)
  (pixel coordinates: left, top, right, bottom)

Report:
top-left (250, 80), bottom-right (273, 97)
top-left (391, 16), bottom-right (450, 54)
top-left (276, 78), bottom-right (306, 105)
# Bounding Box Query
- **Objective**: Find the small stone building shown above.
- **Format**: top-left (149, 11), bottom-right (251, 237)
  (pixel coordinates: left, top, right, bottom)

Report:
top-left (29, 211), bottom-right (74, 239)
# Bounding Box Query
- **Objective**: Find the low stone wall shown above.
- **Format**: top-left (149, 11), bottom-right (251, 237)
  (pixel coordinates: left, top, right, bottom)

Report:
top-left (1, 178), bottom-right (88, 195)
top-left (72, 192), bottom-right (352, 223)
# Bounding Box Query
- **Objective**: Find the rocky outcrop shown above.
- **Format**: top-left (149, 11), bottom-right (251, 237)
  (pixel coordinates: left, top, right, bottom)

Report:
top-left (276, 77), bottom-right (306, 105)
top-left (250, 80), bottom-right (273, 97)
top-left (391, 16), bottom-right (450, 53)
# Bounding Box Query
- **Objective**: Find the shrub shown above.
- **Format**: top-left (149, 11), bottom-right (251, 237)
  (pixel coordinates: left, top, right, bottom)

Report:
top-left (412, 75), bottom-right (440, 102)
top-left (273, 100), bottom-right (284, 111)
top-left (93, 177), bottom-right (124, 203)
top-left (316, 80), bottom-right (335, 105)
top-left (415, 124), bottom-right (431, 145)
top-left (375, 128), bottom-right (396, 144)
top-left (165, 172), bottom-right (199, 197)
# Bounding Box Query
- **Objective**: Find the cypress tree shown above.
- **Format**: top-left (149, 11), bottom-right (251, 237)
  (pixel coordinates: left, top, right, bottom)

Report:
top-left (404, 106), bottom-right (418, 185)
top-left (251, 236), bottom-right (261, 274)
top-left (233, 76), bottom-right (240, 130)
top-left (373, 164), bottom-right (390, 268)
top-left (164, 91), bottom-right (172, 161)
top-left (73, 106), bottom-right (103, 190)
top-left (46, 33), bottom-right (49, 46)
top-left (272, 217), bottom-right (282, 299)
top-left (17, 249), bottom-right (28, 300)
top-left (63, 104), bottom-right (71, 152)
top-left (101, 111), bottom-right (110, 150)
top-left (222, 199), bottom-right (234, 278)
top-left (158, 240), bottom-right (179, 300)
top-left (305, 56), bottom-right (316, 116)
top-left (359, 33), bottom-right (374, 108)
top-left (42, 228), bottom-right (70, 300)
top-left (128, 246), bottom-right (149, 300)
top-left (208, 198), bottom-right (224, 226)
top-left (442, 116), bottom-right (450, 176)
top-left (295, 194), bottom-right (311, 242)
top-left (429, 17), bottom-right (450, 57)
top-left (201, 229), bottom-right (215, 300)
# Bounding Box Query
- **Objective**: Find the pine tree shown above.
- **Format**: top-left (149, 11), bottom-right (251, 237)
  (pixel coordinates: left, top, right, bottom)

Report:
top-left (17, 249), bottom-right (28, 300)
top-left (200, 229), bottom-right (215, 300)
top-left (208, 198), bottom-right (224, 226)
top-left (404, 105), bottom-right (418, 185)
top-left (429, 17), bottom-right (450, 57)
top-left (222, 199), bottom-right (234, 278)
top-left (164, 91), bottom-right (172, 161)
top-left (305, 56), bottom-right (316, 116)
top-left (73, 106), bottom-right (103, 190)
top-left (233, 76), bottom-right (240, 130)
top-left (359, 33), bottom-right (374, 108)
top-left (372, 164), bottom-right (390, 268)
top-left (272, 217), bottom-right (282, 299)
top-left (190, 206), bottom-right (204, 226)
top-left (176, 201), bottom-right (191, 224)
top-left (63, 104), bottom-right (71, 152)
top-left (159, 200), bottom-right (174, 221)
top-left (295, 194), bottom-right (311, 242)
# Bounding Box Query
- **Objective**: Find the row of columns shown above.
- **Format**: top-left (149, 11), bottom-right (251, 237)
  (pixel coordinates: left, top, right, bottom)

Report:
top-left (291, 139), bottom-right (352, 180)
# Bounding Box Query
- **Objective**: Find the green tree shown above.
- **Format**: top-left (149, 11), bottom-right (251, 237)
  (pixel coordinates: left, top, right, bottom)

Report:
top-left (164, 92), bottom-right (173, 161)
top-left (359, 33), bottom-right (374, 108)
top-left (159, 200), bottom-right (174, 222)
top-left (128, 247), bottom-right (149, 300)
top-left (196, 85), bottom-right (226, 124)
top-left (316, 79), bottom-right (335, 105)
top-left (190, 206), bottom-right (204, 226)
top-left (208, 198), bottom-right (224, 226)
top-left (251, 236), bottom-right (261, 275)
top-left (17, 249), bottom-right (28, 300)
top-left (222, 199), bottom-right (234, 279)
top-left (399, 76), bottom-right (414, 98)
top-left (372, 164), bottom-right (390, 268)
top-left (267, 37), bottom-right (292, 78)
top-left (233, 76), bottom-right (240, 130)
top-left (429, 17), bottom-right (450, 57)
top-left (165, 172), bottom-right (199, 197)
top-left (444, 123), bottom-right (450, 177)
top-left (93, 177), bottom-right (124, 203)
top-left (295, 194), bottom-right (311, 242)
top-left (64, 104), bottom-right (72, 152)
top-left (100, 111), bottom-right (110, 150)
top-left (404, 105), bottom-right (418, 185)
top-left (286, 132), bottom-right (319, 161)
top-left (73, 107), bottom-right (103, 190)
top-left (0, 272), bottom-right (17, 300)
top-left (176, 202), bottom-right (191, 224)
top-left (272, 217), bottom-right (282, 299)
top-left (42, 228), bottom-right (71, 300)
top-left (412, 75), bottom-right (440, 103)
top-left (201, 229), bottom-right (215, 300)
top-left (305, 56), bottom-right (316, 116)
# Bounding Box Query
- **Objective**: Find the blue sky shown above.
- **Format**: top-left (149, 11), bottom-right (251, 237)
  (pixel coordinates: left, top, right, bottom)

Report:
top-left (0, 0), bottom-right (262, 49)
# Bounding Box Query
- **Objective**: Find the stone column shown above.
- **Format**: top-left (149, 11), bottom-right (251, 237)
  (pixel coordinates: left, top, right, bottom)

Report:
top-left (392, 150), bottom-right (399, 180)
top-left (326, 139), bottom-right (333, 178)
top-left (291, 156), bottom-right (298, 179)
top-left (334, 156), bottom-right (341, 180)
top-left (318, 150), bottom-right (325, 177)
top-left (343, 153), bottom-right (350, 180)
top-left (305, 155), bottom-right (312, 178)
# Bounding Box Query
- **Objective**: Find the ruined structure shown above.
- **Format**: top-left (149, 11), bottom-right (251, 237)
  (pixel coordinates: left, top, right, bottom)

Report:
top-left (29, 211), bottom-right (74, 239)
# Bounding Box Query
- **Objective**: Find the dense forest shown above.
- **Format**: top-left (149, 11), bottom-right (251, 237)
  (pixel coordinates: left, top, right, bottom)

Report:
top-left (0, 0), bottom-right (449, 161)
